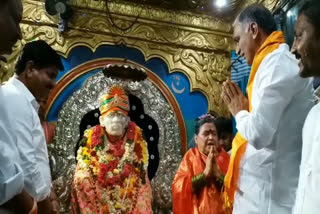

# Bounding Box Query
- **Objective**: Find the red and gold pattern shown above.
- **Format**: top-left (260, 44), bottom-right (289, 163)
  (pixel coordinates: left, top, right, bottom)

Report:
top-left (99, 85), bottom-right (130, 116)
top-left (72, 122), bottom-right (151, 214)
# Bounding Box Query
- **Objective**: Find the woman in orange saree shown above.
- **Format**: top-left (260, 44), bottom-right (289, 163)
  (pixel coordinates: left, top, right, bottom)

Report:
top-left (172, 114), bottom-right (230, 214)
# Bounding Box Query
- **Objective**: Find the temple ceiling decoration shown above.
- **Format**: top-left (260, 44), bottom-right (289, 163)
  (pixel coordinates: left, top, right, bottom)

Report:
top-left (69, 0), bottom-right (280, 19)
top-left (0, 0), bottom-right (280, 116)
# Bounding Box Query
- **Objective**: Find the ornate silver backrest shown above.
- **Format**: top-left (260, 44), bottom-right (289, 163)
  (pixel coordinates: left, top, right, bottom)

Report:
top-left (48, 71), bottom-right (182, 213)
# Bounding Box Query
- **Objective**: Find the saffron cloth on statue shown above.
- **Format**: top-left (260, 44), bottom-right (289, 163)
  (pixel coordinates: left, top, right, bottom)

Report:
top-left (71, 85), bottom-right (152, 214)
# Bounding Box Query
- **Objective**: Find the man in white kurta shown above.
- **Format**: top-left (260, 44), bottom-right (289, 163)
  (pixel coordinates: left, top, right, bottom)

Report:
top-left (292, 91), bottom-right (320, 214)
top-left (232, 43), bottom-right (313, 214)
top-left (3, 77), bottom-right (52, 202)
top-left (2, 40), bottom-right (63, 213)
top-left (221, 5), bottom-right (314, 214)
top-left (291, 1), bottom-right (320, 213)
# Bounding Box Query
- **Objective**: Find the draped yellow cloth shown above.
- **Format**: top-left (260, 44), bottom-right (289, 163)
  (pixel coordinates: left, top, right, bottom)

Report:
top-left (172, 147), bottom-right (230, 214)
top-left (223, 31), bottom-right (285, 205)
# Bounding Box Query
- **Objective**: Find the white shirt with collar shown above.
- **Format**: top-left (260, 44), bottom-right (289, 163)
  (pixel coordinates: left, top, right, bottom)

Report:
top-left (0, 86), bottom-right (24, 205)
top-left (2, 76), bottom-right (51, 202)
top-left (292, 86), bottom-right (320, 214)
top-left (232, 43), bottom-right (314, 214)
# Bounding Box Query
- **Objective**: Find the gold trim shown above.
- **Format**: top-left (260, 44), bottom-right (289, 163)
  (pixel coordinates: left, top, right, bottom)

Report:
top-left (2, 0), bottom-right (283, 115)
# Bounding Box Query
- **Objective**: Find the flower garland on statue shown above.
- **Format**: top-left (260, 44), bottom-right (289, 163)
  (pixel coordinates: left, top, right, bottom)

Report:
top-left (76, 121), bottom-right (148, 213)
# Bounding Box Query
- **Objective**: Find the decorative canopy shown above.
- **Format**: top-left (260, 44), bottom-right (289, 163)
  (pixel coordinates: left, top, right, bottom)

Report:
top-left (68, 0), bottom-right (280, 18)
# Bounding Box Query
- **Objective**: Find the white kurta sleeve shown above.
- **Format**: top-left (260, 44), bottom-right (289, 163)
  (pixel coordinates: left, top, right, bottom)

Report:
top-left (10, 100), bottom-right (50, 201)
top-left (235, 51), bottom-right (302, 150)
top-left (0, 121), bottom-right (24, 205)
top-left (0, 89), bottom-right (24, 205)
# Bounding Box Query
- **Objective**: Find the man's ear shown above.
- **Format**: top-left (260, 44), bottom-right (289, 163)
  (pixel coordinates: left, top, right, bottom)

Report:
top-left (249, 22), bottom-right (259, 40)
top-left (24, 60), bottom-right (35, 78)
top-left (194, 134), bottom-right (198, 145)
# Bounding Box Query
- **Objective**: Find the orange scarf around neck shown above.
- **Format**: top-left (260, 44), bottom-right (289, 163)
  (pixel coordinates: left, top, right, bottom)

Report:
top-left (223, 31), bottom-right (285, 207)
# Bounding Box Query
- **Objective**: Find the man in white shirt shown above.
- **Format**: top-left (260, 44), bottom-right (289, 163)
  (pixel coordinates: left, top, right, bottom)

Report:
top-left (0, 0), bottom-right (36, 213)
top-left (2, 40), bottom-right (64, 213)
top-left (221, 4), bottom-right (314, 214)
top-left (291, 1), bottom-right (320, 213)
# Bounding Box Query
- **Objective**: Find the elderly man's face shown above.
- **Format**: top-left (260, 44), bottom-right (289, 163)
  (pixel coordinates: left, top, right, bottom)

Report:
top-left (100, 111), bottom-right (129, 137)
top-left (0, 0), bottom-right (23, 56)
top-left (292, 14), bottom-right (320, 77)
top-left (233, 21), bottom-right (258, 65)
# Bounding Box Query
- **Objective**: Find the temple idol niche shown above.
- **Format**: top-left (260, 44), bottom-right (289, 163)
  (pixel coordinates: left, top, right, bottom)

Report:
top-left (72, 85), bottom-right (153, 213)
top-left (48, 61), bottom-right (183, 213)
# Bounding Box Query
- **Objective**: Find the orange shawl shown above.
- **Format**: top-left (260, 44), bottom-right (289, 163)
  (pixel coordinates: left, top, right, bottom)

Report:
top-left (172, 147), bottom-right (230, 214)
top-left (223, 31), bottom-right (285, 205)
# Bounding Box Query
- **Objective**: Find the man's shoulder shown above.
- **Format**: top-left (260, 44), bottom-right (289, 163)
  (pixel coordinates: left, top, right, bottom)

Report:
top-left (308, 102), bottom-right (320, 117)
top-left (2, 83), bottom-right (33, 116)
top-left (2, 80), bottom-right (27, 101)
top-left (303, 103), bottom-right (320, 138)
top-left (263, 43), bottom-right (296, 67)
top-left (2, 80), bottom-right (20, 94)
top-left (259, 43), bottom-right (309, 85)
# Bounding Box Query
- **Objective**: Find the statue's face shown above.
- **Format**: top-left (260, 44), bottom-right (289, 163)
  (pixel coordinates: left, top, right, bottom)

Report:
top-left (100, 111), bottom-right (129, 137)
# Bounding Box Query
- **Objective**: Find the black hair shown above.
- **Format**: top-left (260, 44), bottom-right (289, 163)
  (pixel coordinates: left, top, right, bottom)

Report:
top-left (195, 116), bottom-right (215, 135)
top-left (214, 117), bottom-right (233, 140)
top-left (15, 40), bottom-right (64, 75)
top-left (299, 0), bottom-right (320, 36)
top-left (237, 4), bottom-right (277, 35)
top-left (0, 0), bottom-right (9, 7)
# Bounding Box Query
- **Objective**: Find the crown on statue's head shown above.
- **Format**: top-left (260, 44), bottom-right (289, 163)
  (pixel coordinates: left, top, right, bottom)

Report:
top-left (99, 85), bottom-right (129, 116)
